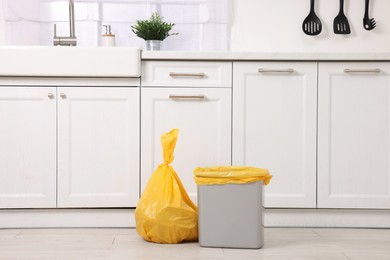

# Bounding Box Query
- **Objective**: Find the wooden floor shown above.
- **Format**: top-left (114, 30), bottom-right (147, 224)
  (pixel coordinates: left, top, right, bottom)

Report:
top-left (1, 228), bottom-right (390, 259)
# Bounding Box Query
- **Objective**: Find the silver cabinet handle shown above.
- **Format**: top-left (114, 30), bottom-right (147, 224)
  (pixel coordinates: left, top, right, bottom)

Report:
top-left (344, 69), bottom-right (381, 73)
top-left (169, 72), bottom-right (206, 77)
top-left (59, 93), bottom-right (66, 99)
top-left (48, 93), bottom-right (55, 99)
top-left (169, 95), bottom-right (206, 100)
top-left (258, 68), bottom-right (294, 73)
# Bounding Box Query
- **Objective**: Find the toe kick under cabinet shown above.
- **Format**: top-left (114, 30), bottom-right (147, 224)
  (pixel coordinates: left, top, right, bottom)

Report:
top-left (0, 84), bottom-right (140, 208)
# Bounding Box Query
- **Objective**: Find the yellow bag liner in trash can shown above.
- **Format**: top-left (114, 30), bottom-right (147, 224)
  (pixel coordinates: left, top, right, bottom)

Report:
top-left (194, 166), bottom-right (271, 249)
top-left (194, 166), bottom-right (272, 185)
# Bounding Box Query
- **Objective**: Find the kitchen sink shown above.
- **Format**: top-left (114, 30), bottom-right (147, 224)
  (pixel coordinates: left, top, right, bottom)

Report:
top-left (0, 46), bottom-right (141, 77)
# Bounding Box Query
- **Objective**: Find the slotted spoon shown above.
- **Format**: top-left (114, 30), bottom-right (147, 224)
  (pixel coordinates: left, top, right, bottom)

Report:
top-left (334, 0), bottom-right (351, 34)
top-left (302, 0), bottom-right (322, 36)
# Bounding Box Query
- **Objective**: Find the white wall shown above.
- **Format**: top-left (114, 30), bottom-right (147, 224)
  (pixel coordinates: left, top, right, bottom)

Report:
top-left (1, 0), bottom-right (389, 52)
top-left (0, 1), bottom-right (4, 44)
top-left (229, 0), bottom-right (390, 52)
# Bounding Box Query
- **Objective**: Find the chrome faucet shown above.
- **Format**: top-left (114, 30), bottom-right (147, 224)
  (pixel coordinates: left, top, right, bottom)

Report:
top-left (53, 0), bottom-right (77, 46)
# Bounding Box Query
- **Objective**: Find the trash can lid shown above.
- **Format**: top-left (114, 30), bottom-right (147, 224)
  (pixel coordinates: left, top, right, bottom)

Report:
top-left (194, 166), bottom-right (272, 185)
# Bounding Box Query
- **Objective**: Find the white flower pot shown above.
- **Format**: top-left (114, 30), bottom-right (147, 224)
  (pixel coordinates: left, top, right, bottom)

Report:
top-left (145, 40), bottom-right (162, 51)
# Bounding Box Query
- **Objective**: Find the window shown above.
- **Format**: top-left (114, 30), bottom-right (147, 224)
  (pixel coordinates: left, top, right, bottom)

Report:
top-left (2, 0), bottom-right (229, 50)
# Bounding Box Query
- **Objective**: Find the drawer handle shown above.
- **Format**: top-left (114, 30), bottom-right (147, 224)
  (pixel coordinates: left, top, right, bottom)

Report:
top-left (344, 69), bottom-right (381, 73)
top-left (169, 72), bottom-right (206, 78)
top-left (169, 95), bottom-right (206, 100)
top-left (60, 93), bottom-right (67, 99)
top-left (48, 93), bottom-right (55, 99)
top-left (258, 68), bottom-right (294, 73)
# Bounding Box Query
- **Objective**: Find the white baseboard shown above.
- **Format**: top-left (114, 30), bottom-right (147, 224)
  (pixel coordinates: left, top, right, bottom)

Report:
top-left (0, 209), bottom-right (136, 228)
top-left (264, 208), bottom-right (390, 228)
top-left (1, 208), bottom-right (390, 228)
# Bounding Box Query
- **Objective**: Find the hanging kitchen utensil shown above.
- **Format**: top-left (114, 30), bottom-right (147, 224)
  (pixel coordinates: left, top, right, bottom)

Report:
top-left (334, 0), bottom-right (351, 34)
top-left (363, 0), bottom-right (376, 30)
top-left (302, 0), bottom-right (322, 36)
top-left (302, 0), bottom-right (322, 35)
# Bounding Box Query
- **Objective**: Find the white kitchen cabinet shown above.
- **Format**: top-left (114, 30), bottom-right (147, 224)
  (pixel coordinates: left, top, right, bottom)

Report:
top-left (0, 86), bottom-right (140, 209)
top-left (233, 62), bottom-right (317, 208)
top-left (318, 62), bottom-right (390, 209)
top-left (0, 87), bottom-right (56, 208)
top-left (57, 87), bottom-right (140, 208)
top-left (141, 87), bottom-right (231, 203)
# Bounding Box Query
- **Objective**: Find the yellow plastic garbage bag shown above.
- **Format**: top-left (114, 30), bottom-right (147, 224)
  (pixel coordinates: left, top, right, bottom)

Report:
top-left (194, 166), bottom-right (272, 185)
top-left (135, 128), bottom-right (198, 244)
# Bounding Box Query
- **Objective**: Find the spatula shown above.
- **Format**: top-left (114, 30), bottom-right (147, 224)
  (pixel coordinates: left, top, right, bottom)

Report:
top-left (302, 0), bottom-right (322, 36)
top-left (333, 0), bottom-right (351, 34)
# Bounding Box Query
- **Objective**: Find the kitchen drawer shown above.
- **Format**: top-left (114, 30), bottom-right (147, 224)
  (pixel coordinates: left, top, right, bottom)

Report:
top-left (142, 61), bottom-right (232, 88)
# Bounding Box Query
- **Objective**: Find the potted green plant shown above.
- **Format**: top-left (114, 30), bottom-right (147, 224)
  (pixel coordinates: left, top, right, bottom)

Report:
top-left (131, 12), bottom-right (178, 51)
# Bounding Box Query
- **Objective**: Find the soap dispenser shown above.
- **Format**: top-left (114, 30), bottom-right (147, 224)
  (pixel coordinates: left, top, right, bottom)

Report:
top-left (101, 25), bottom-right (116, 47)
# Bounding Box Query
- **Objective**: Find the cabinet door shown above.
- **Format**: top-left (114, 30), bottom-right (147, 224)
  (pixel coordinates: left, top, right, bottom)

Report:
top-left (57, 87), bottom-right (140, 208)
top-left (0, 87), bottom-right (56, 208)
top-left (233, 62), bottom-right (317, 208)
top-left (318, 62), bottom-right (390, 209)
top-left (141, 88), bottom-right (231, 203)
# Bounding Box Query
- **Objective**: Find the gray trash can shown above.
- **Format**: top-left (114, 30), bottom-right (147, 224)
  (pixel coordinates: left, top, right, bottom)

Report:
top-left (194, 166), bottom-right (271, 249)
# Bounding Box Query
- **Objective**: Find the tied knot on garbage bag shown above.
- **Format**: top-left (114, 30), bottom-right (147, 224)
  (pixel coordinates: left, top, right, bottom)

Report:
top-left (161, 128), bottom-right (176, 166)
top-left (135, 129), bottom-right (198, 244)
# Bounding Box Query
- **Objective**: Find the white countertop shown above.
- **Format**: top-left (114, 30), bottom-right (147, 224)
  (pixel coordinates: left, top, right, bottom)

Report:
top-left (141, 51), bottom-right (390, 61)
top-left (1, 48), bottom-right (389, 78)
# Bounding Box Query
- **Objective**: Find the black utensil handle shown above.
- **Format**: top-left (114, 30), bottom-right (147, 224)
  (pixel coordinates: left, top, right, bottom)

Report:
top-left (364, 0), bottom-right (369, 17)
top-left (340, 0), bottom-right (344, 11)
top-left (310, 0), bottom-right (315, 12)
